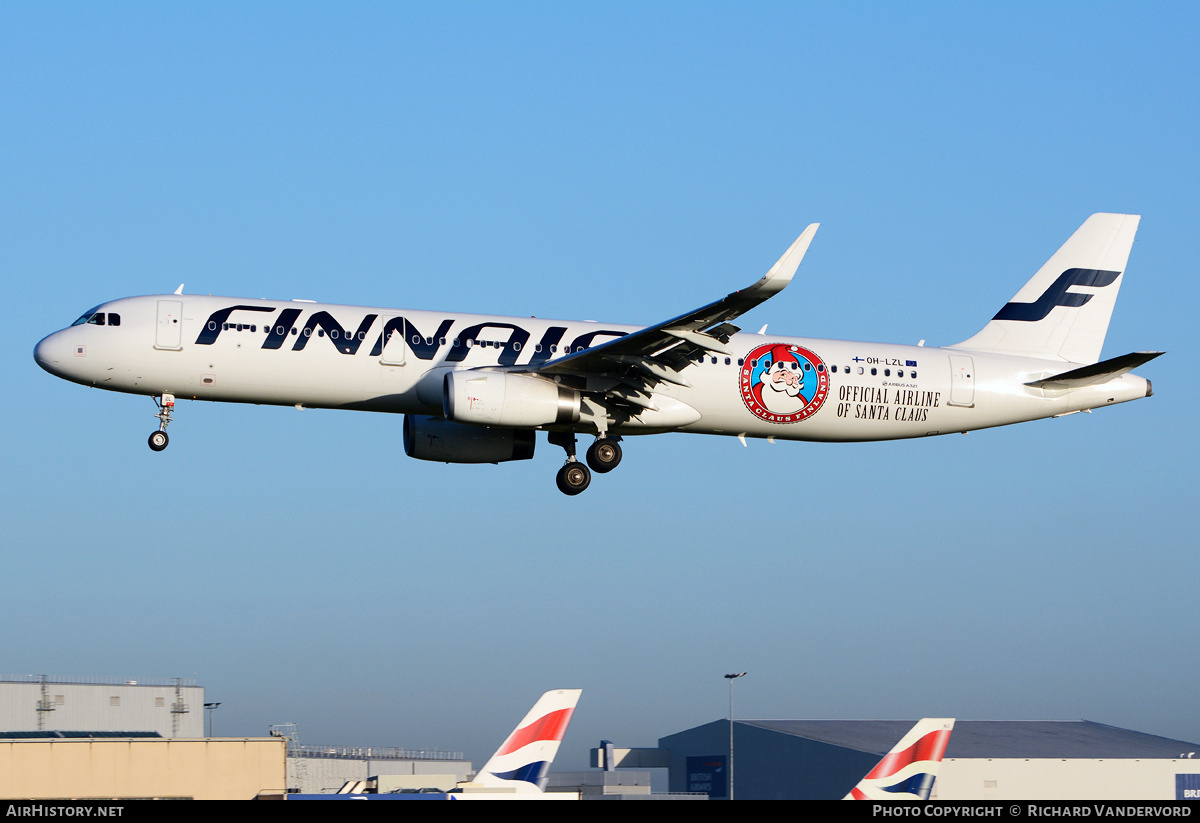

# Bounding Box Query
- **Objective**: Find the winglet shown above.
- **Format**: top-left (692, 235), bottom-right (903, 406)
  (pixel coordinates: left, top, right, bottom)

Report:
top-left (751, 223), bottom-right (819, 297)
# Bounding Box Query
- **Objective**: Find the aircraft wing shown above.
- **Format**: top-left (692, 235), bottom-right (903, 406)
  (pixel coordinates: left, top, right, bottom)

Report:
top-left (508, 224), bottom-right (818, 412)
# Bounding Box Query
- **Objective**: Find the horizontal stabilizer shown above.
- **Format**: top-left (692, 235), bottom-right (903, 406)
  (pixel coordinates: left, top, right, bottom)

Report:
top-left (1025, 351), bottom-right (1163, 390)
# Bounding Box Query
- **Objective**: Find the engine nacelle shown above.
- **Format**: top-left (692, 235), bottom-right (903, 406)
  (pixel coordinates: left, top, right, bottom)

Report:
top-left (403, 415), bottom-right (536, 464)
top-left (443, 371), bottom-right (580, 427)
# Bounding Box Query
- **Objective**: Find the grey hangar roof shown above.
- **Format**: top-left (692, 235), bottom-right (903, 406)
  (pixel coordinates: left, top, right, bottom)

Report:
top-left (735, 720), bottom-right (1198, 759)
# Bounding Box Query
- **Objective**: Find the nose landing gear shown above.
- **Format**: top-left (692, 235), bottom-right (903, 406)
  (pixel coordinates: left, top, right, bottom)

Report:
top-left (148, 393), bottom-right (175, 452)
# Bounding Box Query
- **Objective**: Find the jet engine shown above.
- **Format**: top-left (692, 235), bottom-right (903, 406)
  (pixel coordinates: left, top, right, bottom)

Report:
top-left (403, 415), bottom-right (536, 464)
top-left (443, 371), bottom-right (580, 427)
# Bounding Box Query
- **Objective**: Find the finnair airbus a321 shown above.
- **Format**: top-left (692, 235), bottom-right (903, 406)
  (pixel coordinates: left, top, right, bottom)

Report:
top-left (34, 213), bottom-right (1160, 495)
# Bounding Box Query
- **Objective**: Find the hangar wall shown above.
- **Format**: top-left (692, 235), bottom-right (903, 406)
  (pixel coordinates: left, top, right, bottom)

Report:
top-left (0, 677), bottom-right (204, 738)
top-left (939, 758), bottom-right (1200, 801)
top-left (0, 738), bottom-right (287, 800)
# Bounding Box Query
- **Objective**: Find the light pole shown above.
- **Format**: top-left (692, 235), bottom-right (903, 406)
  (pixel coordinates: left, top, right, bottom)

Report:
top-left (204, 702), bottom-right (221, 737)
top-left (724, 672), bottom-right (746, 800)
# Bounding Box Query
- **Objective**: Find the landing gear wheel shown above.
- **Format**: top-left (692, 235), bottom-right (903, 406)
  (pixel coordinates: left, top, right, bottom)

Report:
top-left (586, 439), bottom-right (622, 474)
top-left (556, 461), bottom-right (591, 496)
top-left (148, 430), bottom-right (169, 452)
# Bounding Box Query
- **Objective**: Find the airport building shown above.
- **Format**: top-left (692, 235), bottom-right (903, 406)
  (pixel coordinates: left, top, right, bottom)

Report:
top-left (0, 674), bottom-right (470, 799)
top-left (659, 719), bottom-right (1200, 800)
top-left (0, 674), bottom-right (204, 738)
top-left (285, 742), bottom-right (472, 794)
top-left (4, 676), bottom-right (1198, 800)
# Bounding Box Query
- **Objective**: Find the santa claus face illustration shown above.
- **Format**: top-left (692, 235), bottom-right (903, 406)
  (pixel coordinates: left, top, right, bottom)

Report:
top-left (739, 343), bottom-right (829, 423)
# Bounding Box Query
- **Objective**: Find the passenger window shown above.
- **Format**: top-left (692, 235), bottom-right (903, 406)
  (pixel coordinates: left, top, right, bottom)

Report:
top-left (871, 368), bottom-right (877, 375)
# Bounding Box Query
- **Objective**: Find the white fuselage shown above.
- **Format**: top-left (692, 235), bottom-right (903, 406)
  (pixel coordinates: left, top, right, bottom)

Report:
top-left (34, 294), bottom-right (1151, 442)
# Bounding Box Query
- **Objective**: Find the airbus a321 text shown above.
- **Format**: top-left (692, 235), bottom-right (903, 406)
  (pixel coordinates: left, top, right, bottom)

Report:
top-left (34, 213), bottom-right (1160, 495)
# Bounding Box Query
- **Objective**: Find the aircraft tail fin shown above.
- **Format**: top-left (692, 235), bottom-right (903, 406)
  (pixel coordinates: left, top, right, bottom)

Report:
top-left (844, 718), bottom-right (955, 801)
top-left (472, 689), bottom-right (581, 791)
top-left (950, 213), bottom-right (1140, 364)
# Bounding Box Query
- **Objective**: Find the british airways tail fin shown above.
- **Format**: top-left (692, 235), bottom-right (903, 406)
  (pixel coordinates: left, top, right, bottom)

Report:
top-left (950, 214), bottom-right (1140, 364)
top-left (844, 718), bottom-right (955, 801)
top-left (472, 689), bottom-right (582, 792)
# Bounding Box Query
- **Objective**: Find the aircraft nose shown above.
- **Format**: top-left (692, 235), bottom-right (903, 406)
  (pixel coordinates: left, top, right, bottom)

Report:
top-left (34, 330), bottom-right (73, 379)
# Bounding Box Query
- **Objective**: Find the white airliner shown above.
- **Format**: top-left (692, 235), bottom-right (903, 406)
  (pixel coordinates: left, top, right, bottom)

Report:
top-left (34, 213), bottom-right (1160, 495)
top-left (326, 688), bottom-right (581, 800)
top-left (457, 688), bottom-right (582, 797)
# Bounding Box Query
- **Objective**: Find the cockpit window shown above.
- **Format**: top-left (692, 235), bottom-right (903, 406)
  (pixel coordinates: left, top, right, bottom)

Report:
top-left (71, 306), bottom-right (104, 326)
top-left (70, 308), bottom-right (120, 327)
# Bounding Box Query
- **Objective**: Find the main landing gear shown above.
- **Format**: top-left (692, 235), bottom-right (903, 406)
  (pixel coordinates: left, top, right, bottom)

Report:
top-left (148, 393), bottom-right (175, 452)
top-left (585, 438), bottom-right (622, 473)
top-left (549, 432), bottom-right (623, 496)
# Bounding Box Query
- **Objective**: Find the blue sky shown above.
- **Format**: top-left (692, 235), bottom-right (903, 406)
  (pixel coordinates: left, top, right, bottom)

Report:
top-left (3, 2), bottom-right (1198, 772)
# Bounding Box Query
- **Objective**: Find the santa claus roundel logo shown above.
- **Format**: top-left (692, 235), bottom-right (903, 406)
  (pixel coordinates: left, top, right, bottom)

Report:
top-left (740, 343), bottom-right (829, 423)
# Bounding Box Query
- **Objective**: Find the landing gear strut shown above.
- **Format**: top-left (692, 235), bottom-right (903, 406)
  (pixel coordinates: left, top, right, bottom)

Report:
top-left (148, 393), bottom-right (175, 452)
top-left (549, 431), bottom-right (590, 496)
